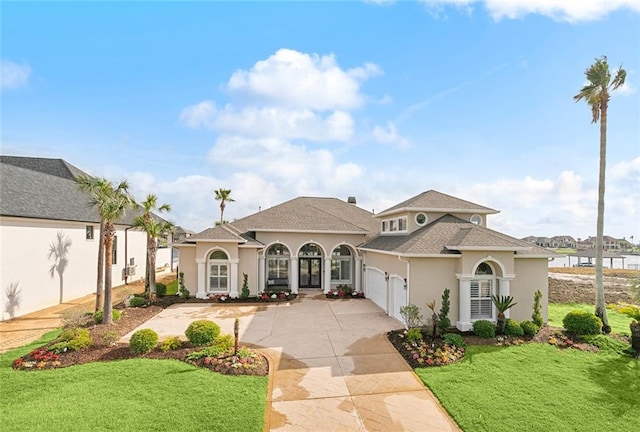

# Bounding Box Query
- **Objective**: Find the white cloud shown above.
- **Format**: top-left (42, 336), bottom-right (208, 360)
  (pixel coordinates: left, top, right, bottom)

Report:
top-left (1, 60), bottom-right (31, 90)
top-left (181, 102), bottom-right (354, 142)
top-left (372, 122), bottom-right (411, 149)
top-left (420, 0), bottom-right (640, 22)
top-left (227, 48), bottom-right (381, 111)
top-left (610, 156), bottom-right (640, 181)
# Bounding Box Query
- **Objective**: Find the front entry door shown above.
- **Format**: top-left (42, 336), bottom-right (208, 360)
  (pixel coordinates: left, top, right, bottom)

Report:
top-left (299, 258), bottom-right (321, 288)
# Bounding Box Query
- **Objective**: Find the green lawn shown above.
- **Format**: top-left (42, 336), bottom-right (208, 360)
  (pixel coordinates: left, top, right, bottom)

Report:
top-left (0, 331), bottom-right (267, 432)
top-left (548, 302), bottom-right (633, 335)
top-left (417, 344), bottom-right (639, 432)
top-left (166, 278), bottom-right (178, 295)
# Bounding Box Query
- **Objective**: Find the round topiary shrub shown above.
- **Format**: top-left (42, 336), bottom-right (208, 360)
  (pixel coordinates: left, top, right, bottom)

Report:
top-left (185, 320), bottom-right (221, 346)
top-left (520, 320), bottom-right (540, 336)
top-left (129, 297), bottom-right (147, 308)
top-left (473, 320), bottom-right (496, 338)
top-left (130, 329), bottom-right (159, 354)
top-left (504, 319), bottom-right (525, 337)
top-left (93, 309), bottom-right (121, 324)
top-left (156, 283), bottom-right (167, 297)
top-left (563, 310), bottom-right (602, 335)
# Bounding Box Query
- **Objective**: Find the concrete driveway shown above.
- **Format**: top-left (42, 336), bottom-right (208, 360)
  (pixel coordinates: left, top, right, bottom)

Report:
top-left (124, 291), bottom-right (459, 431)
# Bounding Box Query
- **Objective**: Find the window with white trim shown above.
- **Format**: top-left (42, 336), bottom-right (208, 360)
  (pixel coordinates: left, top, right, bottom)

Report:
top-left (331, 245), bottom-right (352, 283)
top-left (208, 250), bottom-right (228, 292)
top-left (382, 217), bottom-right (408, 233)
top-left (266, 244), bottom-right (289, 281)
top-left (86, 225), bottom-right (94, 240)
top-left (470, 263), bottom-right (494, 320)
top-left (470, 214), bottom-right (482, 225)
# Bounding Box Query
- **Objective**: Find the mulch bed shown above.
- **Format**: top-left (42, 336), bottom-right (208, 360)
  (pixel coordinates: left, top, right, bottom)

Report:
top-left (12, 302), bottom-right (268, 376)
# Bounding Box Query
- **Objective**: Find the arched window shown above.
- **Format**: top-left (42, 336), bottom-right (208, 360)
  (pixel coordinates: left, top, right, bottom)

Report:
top-left (471, 262), bottom-right (494, 320)
top-left (266, 243), bottom-right (289, 283)
top-left (331, 245), bottom-right (352, 283)
top-left (299, 244), bottom-right (322, 256)
top-left (208, 250), bottom-right (228, 292)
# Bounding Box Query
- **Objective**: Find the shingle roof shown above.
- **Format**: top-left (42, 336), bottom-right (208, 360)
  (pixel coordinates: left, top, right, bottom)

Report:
top-left (192, 225), bottom-right (246, 242)
top-left (230, 197), bottom-right (378, 235)
top-left (360, 214), bottom-right (552, 256)
top-left (376, 190), bottom-right (498, 218)
top-left (0, 156), bottom-right (163, 226)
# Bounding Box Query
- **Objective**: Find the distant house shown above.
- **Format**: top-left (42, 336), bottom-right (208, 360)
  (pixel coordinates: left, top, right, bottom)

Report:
top-left (521, 236), bottom-right (553, 248)
top-left (176, 190), bottom-right (553, 330)
top-left (578, 236), bottom-right (626, 251)
top-left (0, 156), bottom-right (169, 320)
top-left (550, 236), bottom-right (577, 249)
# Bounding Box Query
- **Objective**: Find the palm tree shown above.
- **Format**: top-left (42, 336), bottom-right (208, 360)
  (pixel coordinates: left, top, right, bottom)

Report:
top-left (134, 195), bottom-right (174, 302)
top-left (77, 175), bottom-right (135, 324)
top-left (574, 56), bottom-right (626, 334)
top-left (491, 295), bottom-right (517, 335)
top-left (214, 188), bottom-right (234, 225)
top-left (137, 195), bottom-right (171, 293)
top-left (48, 231), bottom-right (72, 304)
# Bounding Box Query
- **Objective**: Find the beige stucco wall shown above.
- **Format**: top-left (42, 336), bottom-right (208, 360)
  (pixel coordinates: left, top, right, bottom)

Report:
top-left (238, 248), bottom-right (259, 295)
top-left (408, 257), bottom-right (461, 323)
top-left (459, 251), bottom-right (516, 276)
top-left (176, 246), bottom-right (197, 295)
top-left (512, 258), bottom-right (549, 323)
top-left (362, 251), bottom-right (407, 278)
top-left (0, 217), bottom-right (147, 321)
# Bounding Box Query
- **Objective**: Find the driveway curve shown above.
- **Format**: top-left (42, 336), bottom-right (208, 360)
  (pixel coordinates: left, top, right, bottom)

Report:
top-left (124, 291), bottom-right (459, 431)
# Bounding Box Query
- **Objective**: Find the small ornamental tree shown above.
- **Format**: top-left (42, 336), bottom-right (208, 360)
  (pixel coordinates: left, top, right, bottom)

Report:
top-left (438, 288), bottom-right (451, 335)
top-left (491, 295), bottom-right (517, 335)
top-left (399, 304), bottom-right (423, 329)
top-left (532, 290), bottom-right (543, 327)
top-left (241, 273), bottom-right (250, 299)
top-left (426, 300), bottom-right (438, 338)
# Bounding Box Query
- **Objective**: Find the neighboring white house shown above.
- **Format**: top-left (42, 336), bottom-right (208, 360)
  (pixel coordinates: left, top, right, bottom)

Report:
top-left (175, 191), bottom-right (554, 330)
top-left (0, 156), bottom-right (170, 321)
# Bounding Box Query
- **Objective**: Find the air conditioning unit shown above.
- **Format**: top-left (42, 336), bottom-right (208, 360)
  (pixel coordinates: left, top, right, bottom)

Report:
top-left (124, 265), bottom-right (136, 276)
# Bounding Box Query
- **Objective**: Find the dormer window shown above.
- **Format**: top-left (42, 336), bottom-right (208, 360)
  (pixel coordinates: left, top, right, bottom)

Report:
top-left (415, 213), bottom-right (428, 226)
top-left (382, 216), bottom-right (408, 233)
top-left (470, 214), bottom-right (482, 225)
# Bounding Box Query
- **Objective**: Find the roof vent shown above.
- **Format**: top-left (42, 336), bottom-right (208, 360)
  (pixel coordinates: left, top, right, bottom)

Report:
top-left (347, 196), bottom-right (357, 204)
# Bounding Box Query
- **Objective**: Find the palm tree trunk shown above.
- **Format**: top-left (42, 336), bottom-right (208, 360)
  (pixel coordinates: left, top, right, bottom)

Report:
top-left (103, 223), bottom-right (115, 325)
top-left (145, 233), bottom-right (151, 292)
top-left (595, 98), bottom-right (610, 333)
top-left (96, 220), bottom-right (105, 311)
top-left (149, 238), bottom-right (158, 303)
top-left (220, 200), bottom-right (225, 224)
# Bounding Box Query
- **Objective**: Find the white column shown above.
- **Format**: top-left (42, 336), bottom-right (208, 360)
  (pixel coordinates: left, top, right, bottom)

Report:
top-left (354, 257), bottom-right (362, 292)
top-left (229, 259), bottom-right (239, 298)
top-left (196, 258), bottom-right (206, 299)
top-left (456, 275), bottom-right (472, 331)
top-left (498, 277), bottom-right (512, 319)
top-left (324, 258), bottom-right (332, 293)
top-left (290, 256), bottom-right (299, 294)
top-left (258, 255), bottom-right (265, 293)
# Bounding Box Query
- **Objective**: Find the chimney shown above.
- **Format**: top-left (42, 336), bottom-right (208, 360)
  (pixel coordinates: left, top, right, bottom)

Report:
top-left (347, 196), bottom-right (357, 204)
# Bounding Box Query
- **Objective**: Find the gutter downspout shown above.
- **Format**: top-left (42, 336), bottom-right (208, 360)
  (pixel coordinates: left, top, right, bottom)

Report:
top-left (398, 255), bottom-right (410, 322)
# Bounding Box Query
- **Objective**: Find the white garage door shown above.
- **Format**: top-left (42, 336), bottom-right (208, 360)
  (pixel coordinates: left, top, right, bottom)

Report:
top-left (366, 268), bottom-right (387, 312)
top-left (391, 276), bottom-right (407, 323)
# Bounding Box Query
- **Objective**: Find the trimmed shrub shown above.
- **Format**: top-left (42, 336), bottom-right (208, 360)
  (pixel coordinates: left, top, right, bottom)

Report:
top-left (50, 328), bottom-right (93, 353)
top-left (156, 283), bottom-right (167, 297)
top-left (582, 334), bottom-right (631, 355)
top-left (563, 310), bottom-right (602, 335)
top-left (400, 304), bottom-right (423, 329)
top-left (101, 330), bottom-right (120, 345)
top-left (215, 333), bottom-right (235, 351)
top-left (520, 320), bottom-right (540, 336)
top-left (93, 309), bottom-right (121, 324)
top-left (443, 333), bottom-right (466, 348)
top-left (473, 320), bottom-right (495, 338)
top-left (129, 297), bottom-right (147, 308)
top-left (185, 320), bottom-right (221, 346)
top-left (438, 288), bottom-right (451, 335)
top-left (504, 319), bottom-right (525, 337)
top-left (407, 328), bottom-right (423, 344)
top-left (159, 336), bottom-right (182, 352)
top-left (130, 329), bottom-right (158, 354)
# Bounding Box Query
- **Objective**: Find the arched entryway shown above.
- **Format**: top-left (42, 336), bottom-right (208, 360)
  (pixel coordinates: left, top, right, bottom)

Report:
top-left (298, 243), bottom-right (322, 288)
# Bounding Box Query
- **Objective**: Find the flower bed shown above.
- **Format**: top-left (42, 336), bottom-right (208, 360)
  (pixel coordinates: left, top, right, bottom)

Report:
top-left (189, 347), bottom-right (268, 376)
top-left (325, 290), bottom-right (365, 299)
top-left (387, 330), bottom-right (465, 368)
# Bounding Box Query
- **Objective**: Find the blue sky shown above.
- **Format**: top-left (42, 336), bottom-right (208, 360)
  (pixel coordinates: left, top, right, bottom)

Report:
top-left (2, 1), bottom-right (639, 240)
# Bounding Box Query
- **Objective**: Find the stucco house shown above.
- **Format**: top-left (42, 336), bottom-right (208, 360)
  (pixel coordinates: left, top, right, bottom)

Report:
top-left (0, 156), bottom-right (170, 320)
top-left (176, 190), bottom-right (552, 330)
